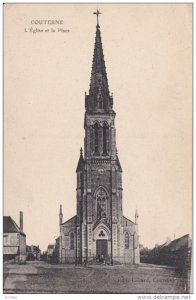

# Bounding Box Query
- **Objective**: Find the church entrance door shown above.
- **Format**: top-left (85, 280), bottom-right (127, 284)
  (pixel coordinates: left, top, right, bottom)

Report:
top-left (96, 239), bottom-right (108, 262)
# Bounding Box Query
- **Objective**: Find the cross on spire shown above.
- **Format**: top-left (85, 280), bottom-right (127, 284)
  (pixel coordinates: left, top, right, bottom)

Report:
top-left (93, 9), bottom-right (101, 26)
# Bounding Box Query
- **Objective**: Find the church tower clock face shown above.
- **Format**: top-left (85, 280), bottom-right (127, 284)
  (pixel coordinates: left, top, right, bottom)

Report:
top-left (97, 168), bottom-right (105, 175)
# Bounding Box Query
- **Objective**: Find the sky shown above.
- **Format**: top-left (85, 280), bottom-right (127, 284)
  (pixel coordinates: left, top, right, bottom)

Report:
top-left (4, 3), bottom-right (192, 251)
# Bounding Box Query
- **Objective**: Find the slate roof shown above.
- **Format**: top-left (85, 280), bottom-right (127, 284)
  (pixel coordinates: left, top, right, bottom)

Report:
top-left (76, 152), bottom-right (85, 172)
top-left (62, 215), bottom-right (76, 226)
top-left (3, 216), bottom-right (26, 236)
top-left (123, 216), bottom-right (135, 225)
top-left (160, 234), bottom-right (191, 251)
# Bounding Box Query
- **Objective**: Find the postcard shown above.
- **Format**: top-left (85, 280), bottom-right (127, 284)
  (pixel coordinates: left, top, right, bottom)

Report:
top-left (3, 3), bottom-right (192, 294)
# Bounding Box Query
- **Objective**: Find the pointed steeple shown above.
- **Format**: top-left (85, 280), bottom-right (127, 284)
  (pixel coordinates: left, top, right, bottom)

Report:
top-left (76, 147), bottom-right (85, 172)
top-left (85, 12), bottom-right (113, 113)
top-left (89, 24), bottom-right (109, 96)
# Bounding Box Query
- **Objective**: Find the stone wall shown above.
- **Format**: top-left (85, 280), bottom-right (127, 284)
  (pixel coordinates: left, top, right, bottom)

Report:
top-left (60, 216), bottom-right (76, 263)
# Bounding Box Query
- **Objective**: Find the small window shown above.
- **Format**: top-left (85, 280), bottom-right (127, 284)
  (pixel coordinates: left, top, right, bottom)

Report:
top-left (125, 232), bottom-right (129, 249)
top-left (70, 232), bottom-right (74, 250)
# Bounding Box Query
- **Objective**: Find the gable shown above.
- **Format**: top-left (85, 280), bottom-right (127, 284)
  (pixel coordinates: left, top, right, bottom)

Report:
top-left (61, 215), bottom-right (76, 227)
top-left (3, 216), bottom-right (26, 236)
top-left (4, 216), bottom-right (20, 233)
top-left (123, 216), bottom-right (135, 227)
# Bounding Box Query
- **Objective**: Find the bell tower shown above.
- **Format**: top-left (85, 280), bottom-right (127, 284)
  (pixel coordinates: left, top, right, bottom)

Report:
top-left (59, 10), bottom-right (140, 266)
top-left (76, 10), bottom-right (124, 264)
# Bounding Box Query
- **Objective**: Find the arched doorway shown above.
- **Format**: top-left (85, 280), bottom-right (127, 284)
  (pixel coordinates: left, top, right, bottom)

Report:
top-left (94, 227), bottom-right (109, 263)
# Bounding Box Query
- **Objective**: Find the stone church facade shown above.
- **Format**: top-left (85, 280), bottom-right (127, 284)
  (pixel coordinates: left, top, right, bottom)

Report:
top-left (58, 15), bottom-right (140, 265)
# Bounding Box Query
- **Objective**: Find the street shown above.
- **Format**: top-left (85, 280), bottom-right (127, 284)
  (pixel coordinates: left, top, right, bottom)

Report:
top-left (3, 261), bottom-right (188, 294)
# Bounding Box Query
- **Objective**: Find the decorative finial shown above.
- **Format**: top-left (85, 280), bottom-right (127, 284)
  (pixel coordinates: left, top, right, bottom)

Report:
top-left (93, 9), bottom-right (101, 26)
top-left (80, 147), bottom-right (83, 156)
top-left (135, 208), bottom-right (139, 225)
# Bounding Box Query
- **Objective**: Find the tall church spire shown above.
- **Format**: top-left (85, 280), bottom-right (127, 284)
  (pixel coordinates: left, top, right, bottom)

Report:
top-left (85, 11), bottom-right (113, 113)
top-left (89, 20), bottom-right (109, 96)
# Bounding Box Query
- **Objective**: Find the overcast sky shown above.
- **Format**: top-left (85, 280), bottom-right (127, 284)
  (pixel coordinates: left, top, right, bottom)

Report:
top-left (4, 3), bottom-right (192, 251)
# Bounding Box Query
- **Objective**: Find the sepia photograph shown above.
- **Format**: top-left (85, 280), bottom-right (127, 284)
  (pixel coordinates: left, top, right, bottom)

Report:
top-left (3, 3), bottom-right (192, 294)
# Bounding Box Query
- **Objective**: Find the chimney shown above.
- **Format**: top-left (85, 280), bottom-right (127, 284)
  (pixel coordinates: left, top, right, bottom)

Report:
top-left (20, 211), bottom-right (23, 232)
top-left (59, 204), bottom-right (63, 225)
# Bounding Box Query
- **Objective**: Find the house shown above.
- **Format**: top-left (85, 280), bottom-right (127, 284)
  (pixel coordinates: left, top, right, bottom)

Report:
top-left (3, 211), bottom-right (26, 263)
top-left (26, 245), bottom-right (41, 260)
top-left (46, 244), bottom-right (55, 262)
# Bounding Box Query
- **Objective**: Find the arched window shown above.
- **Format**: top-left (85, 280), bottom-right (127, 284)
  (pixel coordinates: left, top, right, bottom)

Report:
top-left (94, 123), bottom-right (99, 155)
top-left (103, 122), bottom-right (108, 155)
top-left (70, 232), bottom-right (74, 250)
top-left (96, 187), bottom-right (107, 220)
top-left (125, 232), bottom-right (129, 249)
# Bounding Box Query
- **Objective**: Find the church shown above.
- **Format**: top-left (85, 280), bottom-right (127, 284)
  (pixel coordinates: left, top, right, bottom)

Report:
top-left (58, 11), bottom-right (140, 265)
